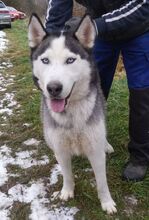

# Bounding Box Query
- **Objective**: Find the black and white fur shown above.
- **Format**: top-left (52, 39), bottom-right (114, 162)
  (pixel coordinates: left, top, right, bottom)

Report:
top-left (28, 14), bottom-right (117, 214)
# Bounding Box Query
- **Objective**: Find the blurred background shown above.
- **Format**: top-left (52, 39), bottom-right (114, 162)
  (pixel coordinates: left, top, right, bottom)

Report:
top-left (2, 0), bottom-right (85, 17)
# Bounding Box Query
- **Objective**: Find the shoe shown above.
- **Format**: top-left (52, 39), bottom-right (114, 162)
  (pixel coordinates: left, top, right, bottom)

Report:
top-left (122, 161), bottom-right (148, 181)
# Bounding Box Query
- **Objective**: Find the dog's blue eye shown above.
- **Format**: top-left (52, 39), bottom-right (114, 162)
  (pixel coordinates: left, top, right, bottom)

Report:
top-left (66, 57), bottom-right (76, 64)
top-left (41, 58), bottom-right (50, 64)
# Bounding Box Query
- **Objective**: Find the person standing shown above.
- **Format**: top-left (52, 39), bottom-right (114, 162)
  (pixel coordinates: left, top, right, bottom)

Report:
top-left (45, 0), bottom-right (149, 181)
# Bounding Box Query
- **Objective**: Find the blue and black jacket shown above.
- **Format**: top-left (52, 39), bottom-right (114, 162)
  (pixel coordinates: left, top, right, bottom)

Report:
top-left (45, 0), bottom-right (149, 41)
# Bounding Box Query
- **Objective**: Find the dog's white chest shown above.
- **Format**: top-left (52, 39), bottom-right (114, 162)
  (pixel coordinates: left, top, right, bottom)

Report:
top-left (61, 131), bottom-right (91, 155)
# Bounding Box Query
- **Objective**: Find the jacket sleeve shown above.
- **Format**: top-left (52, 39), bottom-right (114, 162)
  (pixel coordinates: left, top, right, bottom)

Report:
top-left (94, 0), bottom-right (149, 41)
top-left (45, 0), bottom-right (73, 33)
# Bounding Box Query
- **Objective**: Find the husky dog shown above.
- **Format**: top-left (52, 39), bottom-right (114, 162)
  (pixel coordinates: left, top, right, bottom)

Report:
top-left (28, 14), bottom-right (117, 214)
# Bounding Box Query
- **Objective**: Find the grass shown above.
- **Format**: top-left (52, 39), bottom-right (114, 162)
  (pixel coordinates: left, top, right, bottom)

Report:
top-left (1, 19), bottom-right (149, 220)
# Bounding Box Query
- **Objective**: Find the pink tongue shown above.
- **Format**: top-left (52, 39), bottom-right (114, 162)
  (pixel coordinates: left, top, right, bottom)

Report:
top-left (50, 99), bottom-right (65, 112)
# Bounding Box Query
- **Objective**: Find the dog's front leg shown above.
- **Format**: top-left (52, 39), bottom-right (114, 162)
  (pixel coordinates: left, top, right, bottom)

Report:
top-left (55, 151), bottom-right (74, 201)
top-left (86, 149), bottom-right (117, 214)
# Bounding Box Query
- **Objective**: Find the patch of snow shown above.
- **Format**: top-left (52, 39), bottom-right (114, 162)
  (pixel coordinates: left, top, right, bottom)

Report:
top-left (23, 123), bottom-right (32, 127)
top-left (49, 164), bottom-right (62, 186)
top-left (0, 92), bottom-right (18, 117)
top-left (0, 164), bottom-right (9, 187)
top-left (84, 168), bottom-right (93, 172)
top-left (0, 62), bottom-right (13, 70)
top-left (0, 108), bottom-right (13, 115)
top-left (0, 31), bottom-right (8, 52)
top-left (30, 203), bottom-right (79, 220)
top-left (7, 181), bottom-right (79, 220)
top-left (124, 195), bottom-right (138, 216)
top-left (0, 146), bottom-right (78, 220)
top-left (23, 138), bottom-right (41, 146)
top-left (0, 74), bottom-right (14, 92)
top-left (15, 151), bottom-right (49, 169)
top-left (1, 115), bottom-right (7, 121)
top-left (0, 31), bottom-right (6, 38)
top-left (32, 88), bottom-right (37, 91)
top-left (0, 87), bottom-right (6, 91)
top-left (0, 145), bottom-right (49, 186)
top-left (0, 192), bottom-right (13, 210)
top-left (0, 210), bottom-right (10, 220)
top-left (90, 179), bottom-right (96, 188)
top-left (0, 61), bottom-right (17, 118)
top-left (124, 195), bottom-right (138, 206)
top-left (1, 124), bottom-right (7, 126)
top-left (16, 150), bottom-right (37, 159)
top-left (51, 191), bottom-right (60, 201)
top-left (9, 173), bottom-right (19, 178)
top-left (8, 182), bottom-right (46, 203)
top-left (0, 145), bottom-right (14, 186)
top-left (0, 131), bottom-right (4, 136)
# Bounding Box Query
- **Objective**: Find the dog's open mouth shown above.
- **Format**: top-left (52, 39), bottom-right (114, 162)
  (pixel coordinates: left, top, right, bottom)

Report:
top-left (50, 83), bottom-right (75, 113)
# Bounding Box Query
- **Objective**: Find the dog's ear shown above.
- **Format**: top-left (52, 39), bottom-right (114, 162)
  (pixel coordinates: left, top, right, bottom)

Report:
top-left (74, 15), bottom-right (96, 49)
top-left (28, 13), bottom-right (47, 48)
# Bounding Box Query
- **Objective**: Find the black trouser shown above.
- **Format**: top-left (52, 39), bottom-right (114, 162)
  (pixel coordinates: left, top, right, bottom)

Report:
top-left (128, 88), bottom-right (149, 165)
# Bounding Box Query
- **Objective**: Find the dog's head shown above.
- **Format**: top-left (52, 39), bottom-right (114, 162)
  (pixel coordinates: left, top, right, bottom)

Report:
top-left (28, 14), bottom-right (97, 113)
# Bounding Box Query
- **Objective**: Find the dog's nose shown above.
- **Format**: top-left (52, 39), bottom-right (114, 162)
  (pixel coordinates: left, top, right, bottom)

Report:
top-left (47, 81), bottom-right (63, 97)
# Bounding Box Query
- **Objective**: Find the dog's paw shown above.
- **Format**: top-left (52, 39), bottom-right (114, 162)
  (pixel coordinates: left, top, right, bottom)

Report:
top-left (106, 142), bottom-right (114, 154)
top-left (101, 200), bottom-right (117, 214)
top-left (60, 188), bottom-right (74, 201)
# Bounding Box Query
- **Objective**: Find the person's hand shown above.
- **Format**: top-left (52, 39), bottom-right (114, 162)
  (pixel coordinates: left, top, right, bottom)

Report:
top-left (64, 16), bottom-right (98, 37)
top-left (64, 17), bottom-right (81, 32)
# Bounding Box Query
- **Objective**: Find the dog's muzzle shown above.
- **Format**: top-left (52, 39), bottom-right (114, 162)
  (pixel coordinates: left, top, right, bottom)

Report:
top-left (46, 82), bottom-right (75, 113)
